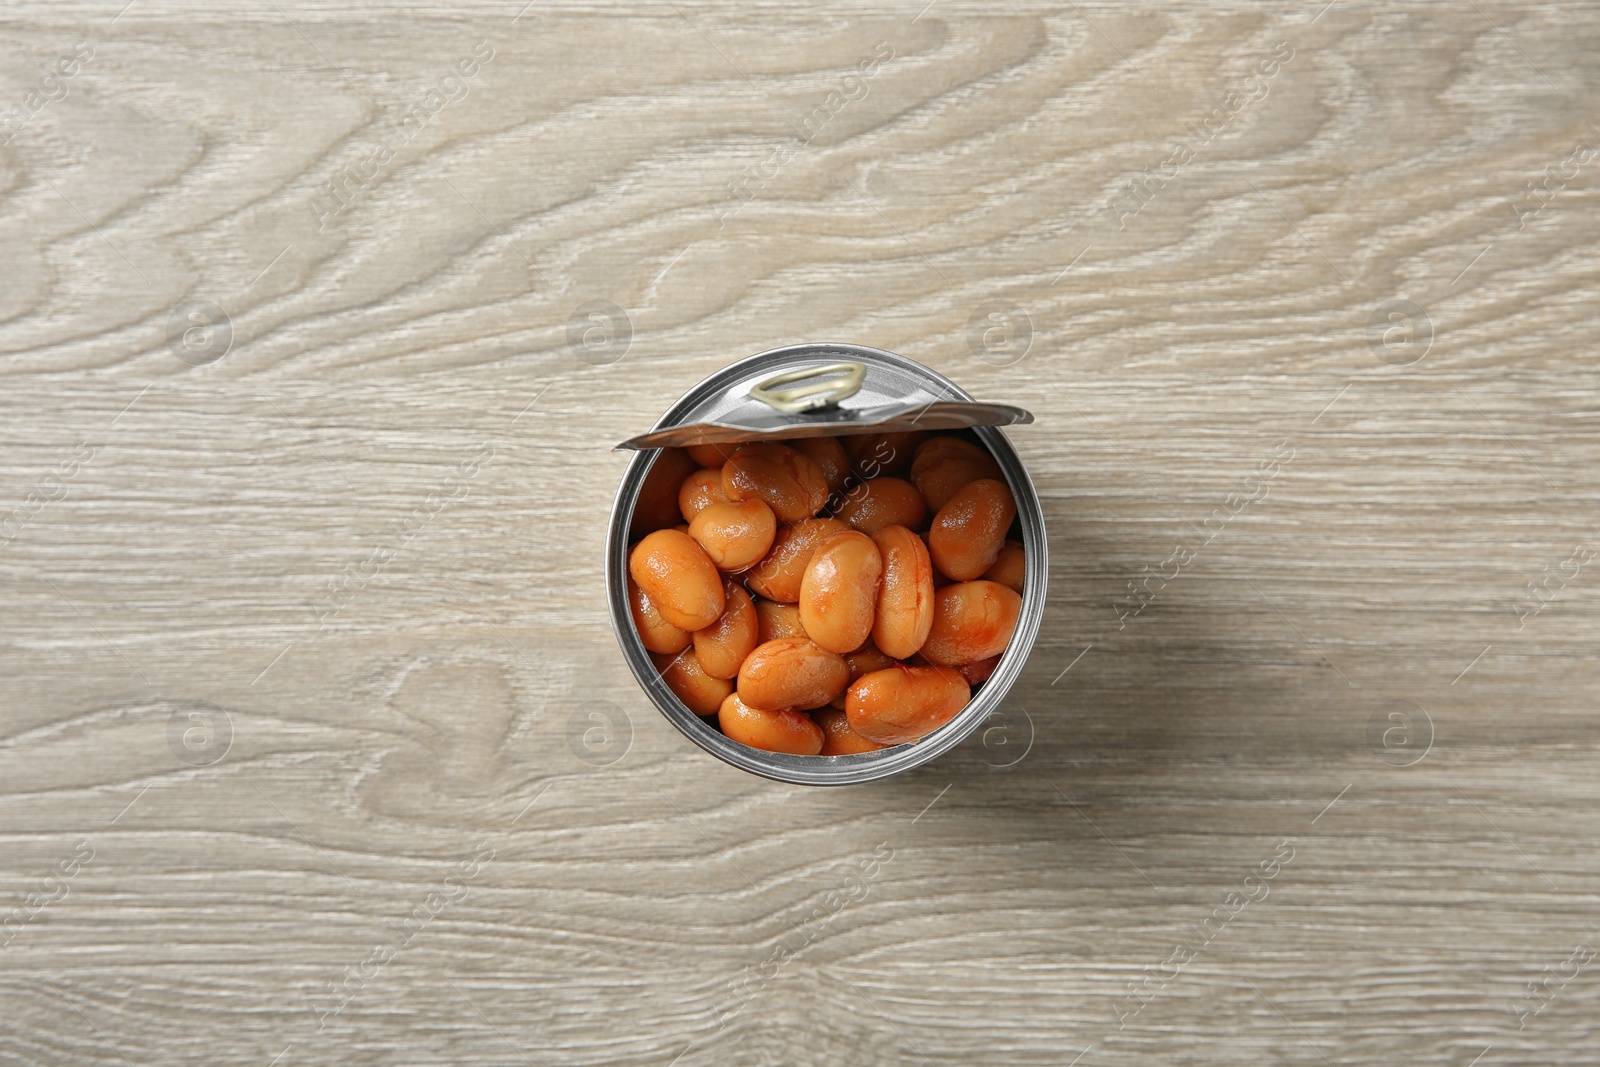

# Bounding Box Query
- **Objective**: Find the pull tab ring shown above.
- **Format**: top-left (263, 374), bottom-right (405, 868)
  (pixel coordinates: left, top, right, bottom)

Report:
top-left (748, 362), bottom-right (866, 414)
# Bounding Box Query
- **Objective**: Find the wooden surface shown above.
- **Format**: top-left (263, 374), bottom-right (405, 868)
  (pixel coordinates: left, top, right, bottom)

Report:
top-left (2, 3), bottom-right (1597, 1064)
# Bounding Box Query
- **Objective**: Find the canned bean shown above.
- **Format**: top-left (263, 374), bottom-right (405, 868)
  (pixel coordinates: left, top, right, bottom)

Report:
top-left (911, 436), bottom-right (1003, 511)
top-left (846, 431), bottom-right (927, 479)
top-left (982, 539), bottom-right (1026, 594)
top-left (737, 636), bottom-right (850, 712)
top-left (794, 437), bottom-right (851, 495)
top-left (722, 443), bottom-right (830, 523)
top-left (871, 525), bottom-right (935, 659)
top-left (678, 468), bottom-right (730, 522)
top-left (628, 577), bottom-right (691, 655)
top-left (629, 529), bottom-right (725, 631)
top-left (957, 653), bottom-right (1001, 685)
top-left (653, 648), bottom-right (733, 717)
top-left (927, 478), bottom-right (1017, 581)
top-left (718, 692), bottom-right (825, 755)
top-left (828, 639), bottom-right (898, 710)
top-left (754, 598), bottom-right (805, 643)
top-left (694, 581), bottom-right (760, 679)
top-left (920, 580), bottom-right (1022, 666)
top-left (846, 665), bottom-right (971, 745)
top-left (799, 530), bottom-right (884, 654)
top-left (814, 707), bottom-right (886, 754)
top-left (687, 443), bottom-right (738, 468)
top-left (832, 477), bottom-right (928, 535)
top-left (744, 517), bottom-right (848, 603)
top-left (689, 499), bottom-right (777, 572)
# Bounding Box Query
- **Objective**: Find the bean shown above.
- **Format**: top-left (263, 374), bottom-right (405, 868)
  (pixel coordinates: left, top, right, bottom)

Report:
top-left (920, 530), bottom-right (955, 588)
top-left (832, 477), bottom-right (928, 535)
top-left (846, 665), bottom-right (970, 745)
top-left (794, 436), bottom-right (850, 495)
top-left (737, 636), bottom-right (849, 712)
top-left (871, 525), bottom-right (935, 659)
top-left (694, 582), bottom-right (759, 679)
top-left (718, 692), bottom-right (824, 755)
top-left (744, 517), bottom-right (848, 603)
top-left (754, 598), bottom-right (805, 643)
top-left (628, 577), bottom-right (690, 654)
top-left (678, 468), bottom-right (729, 523)
top-left (920, 580), bottom-right (1021, 666)
top-left (686, 442), bottom-right (738, 468)
top-left (828, 638), bottom-right (897, 709)
top-left (982, 539), bottom-right (1026, 594)
top-left (722, 443), bottom-right (829, 523)
top-left (631, 447), bottom-right (697, 538)
top-left (927, 478), bottom-right (1016, 581)
top-left (957, 653), bottom-right (1002, 686)
top-left (846, 431), bottom-right (926, 479)
top-left (799, 530), bottom-right (883, 654)
top-left (689, 499), bottom-right (776, 572)
top-left (813, 707), bottom-right (886, 755)
top-left (910, 436), bottom-right (1003, 511)
top-left (629, 529), bottom-right (725, 631)
top-left (845, 639), bottom-right (897, 680)
top-left (652, 648), bottom-right (733, 716)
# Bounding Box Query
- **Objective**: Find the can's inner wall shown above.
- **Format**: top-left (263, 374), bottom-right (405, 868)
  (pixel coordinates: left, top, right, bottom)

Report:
top-left (605, 343), bottom-right (1048, 786)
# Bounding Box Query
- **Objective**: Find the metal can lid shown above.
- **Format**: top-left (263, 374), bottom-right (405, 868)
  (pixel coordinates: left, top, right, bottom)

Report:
top-left (614, 354), bottom-right (1032, 451)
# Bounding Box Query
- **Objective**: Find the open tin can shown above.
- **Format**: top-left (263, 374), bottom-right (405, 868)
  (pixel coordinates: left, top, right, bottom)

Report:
top-left (605, 342), bottom-right (1046, 785)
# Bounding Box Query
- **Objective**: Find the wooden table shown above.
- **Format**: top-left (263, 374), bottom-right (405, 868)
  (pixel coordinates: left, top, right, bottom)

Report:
top-left (2, 3), bottom-right (1596, 1064)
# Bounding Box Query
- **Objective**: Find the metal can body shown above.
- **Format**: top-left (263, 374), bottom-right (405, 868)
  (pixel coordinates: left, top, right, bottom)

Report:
top-left (606, 343), bottom-right (1047, 785)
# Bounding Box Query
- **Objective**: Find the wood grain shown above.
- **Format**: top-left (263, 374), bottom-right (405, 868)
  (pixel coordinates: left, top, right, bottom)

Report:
top-left (1, 3), bottom-right (1598, 1064)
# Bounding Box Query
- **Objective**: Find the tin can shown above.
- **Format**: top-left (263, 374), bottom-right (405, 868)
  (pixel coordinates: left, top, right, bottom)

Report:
top-left (605, 342), bottom-right (1046, 785)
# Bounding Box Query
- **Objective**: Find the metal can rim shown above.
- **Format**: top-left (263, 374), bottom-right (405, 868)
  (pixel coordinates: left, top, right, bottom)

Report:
top-left (605, 342), bottom-right (1048, 785)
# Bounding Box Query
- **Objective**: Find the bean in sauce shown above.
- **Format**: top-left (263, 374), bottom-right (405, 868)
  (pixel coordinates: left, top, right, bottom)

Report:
top-left (628, 577), bottom-right (691, 655)
top-left (927, 478), bottom-right (1016, 581)
top-left (652, 647), bottom-right (733, 717)
top-left (846, 665), bottom-right (970, 745)
top-left (744, 517), bottom-right (848, 603)
top-left (753, 597), bottom-right (805, 643)
top-left (981, 539), bottom-right (1025, 594)
top-left (794, 436), bottom-right (851, 496)
top-left (693, 582), bottom-right (759, 679)
top-left (689, 499), bottom-right (776, 572)
top-left (871, 525), bottom-right (935, 659)
top-left (722, 443), bottom-right (829, 523)
top-left (920, 580), bottom-right (1021, 666)
top-left (798, 529), bottom-right (883, 654)
top-left (678, 468), bottom-right (730, 523)
top-left (832, 477), bottom-right (928, 535)
top-left (629, 529), bottom-right (725, 631)
top-left (737, 636), bottom-right (849, 712)
top-left (718, 692), bottom-right (824, 755)
top-left (814, 707), bottom-right (886, 754)
top-left (911, 436), bottom-right (1003, 511)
